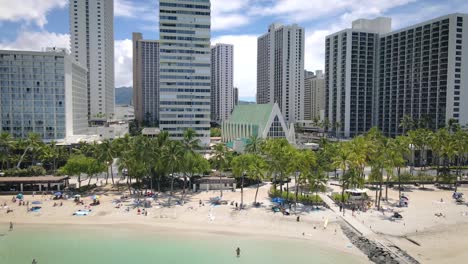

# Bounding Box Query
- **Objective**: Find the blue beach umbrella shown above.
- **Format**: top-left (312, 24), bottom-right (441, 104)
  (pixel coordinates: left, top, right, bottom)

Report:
top-left (54, 192), bottom-right (62, 196)
top-left (16, 193), bottom-right (23, 199)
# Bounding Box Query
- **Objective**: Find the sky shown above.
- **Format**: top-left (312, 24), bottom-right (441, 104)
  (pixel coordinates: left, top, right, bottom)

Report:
top-left (0, 0), bottom-right (467, 101)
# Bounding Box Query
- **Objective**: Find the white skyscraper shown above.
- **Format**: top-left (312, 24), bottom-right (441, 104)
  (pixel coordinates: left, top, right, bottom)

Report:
top-left (70, 0), bottom-right (115, 122)
top-left (325, 17), bottom-right (390, 138)
top-left (0, 49), bottom-right (88, 140)
top-left (304, 70), bottom-right (325, 121)
top-left (211, 43), bottom-right (234, 123)
top-left (257, 23), bottom-right (305, 123)
top-left (159, 0), bottom-right (211, 145)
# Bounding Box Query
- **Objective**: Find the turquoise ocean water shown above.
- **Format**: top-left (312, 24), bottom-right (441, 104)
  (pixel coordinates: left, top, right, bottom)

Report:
top-left (0, 224), bottom-right (364, 264)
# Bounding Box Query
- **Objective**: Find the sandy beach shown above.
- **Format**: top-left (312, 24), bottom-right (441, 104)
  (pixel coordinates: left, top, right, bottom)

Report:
top-left (3, 179), bottom-right (468, 263)
top-left (0, 182), bottom-right (369, 262)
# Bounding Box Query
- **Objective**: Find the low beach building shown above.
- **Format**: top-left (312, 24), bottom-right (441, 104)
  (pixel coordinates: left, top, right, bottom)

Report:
top-left (0, 176), bottom-right (70, 193)
top-left (193, 176), bottom-right (236, 192)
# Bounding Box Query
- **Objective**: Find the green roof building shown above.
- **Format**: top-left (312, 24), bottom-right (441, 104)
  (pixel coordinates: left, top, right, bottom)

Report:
top-left (221, 103), bottom-right (295, 151)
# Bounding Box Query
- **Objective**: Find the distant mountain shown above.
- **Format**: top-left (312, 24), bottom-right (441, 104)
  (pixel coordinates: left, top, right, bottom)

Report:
top-left (239, 100), bottom-right (256, 105)
top-left (115, 86), bottom-right (132, 105)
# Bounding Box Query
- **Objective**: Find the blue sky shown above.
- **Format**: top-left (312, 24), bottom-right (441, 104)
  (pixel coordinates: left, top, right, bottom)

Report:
top-left (0, 0), bottom-right (467, 101)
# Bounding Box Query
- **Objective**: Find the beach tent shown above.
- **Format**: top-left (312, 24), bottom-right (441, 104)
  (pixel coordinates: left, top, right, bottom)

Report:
top-left (272, 197), bottom-right (285, 204)
top-left (54, 192), bottom-right (62, 196)
top-left (31, 201), bottom-right (42, 205)
top-left (16, 193), bottom-right (23, 200)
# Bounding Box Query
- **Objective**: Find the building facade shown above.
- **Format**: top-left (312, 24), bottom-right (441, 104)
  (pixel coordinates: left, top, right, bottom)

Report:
top-left (326, 14), bottom-right (468, 138)
top-left (159, 0), bottom-right (211, 145)
top-left (0, 49), bottom-right (88, 140)
top-left (377, 13), bottom-right (468, 136)
top-left (309, 70), bottom-right (325, 121)
top-left (211, 43), bottom-right (234, 123)
top-left (257, 23), bottom-right (305, 123)
top-left (70, 0), bottom-right (115, 121)
top-left (234, 87), bottom-right (239, 106)
top-left (133, 32), bottom-right (159, 126)
top-left (325, 17), bottom-right (391, 138)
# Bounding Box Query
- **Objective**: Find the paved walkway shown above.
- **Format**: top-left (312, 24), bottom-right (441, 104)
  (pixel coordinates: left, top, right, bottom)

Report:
top-left (319, 193), bottom-right (374, 236)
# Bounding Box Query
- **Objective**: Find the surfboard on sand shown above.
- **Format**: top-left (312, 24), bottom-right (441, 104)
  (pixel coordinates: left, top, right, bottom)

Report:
top-left (323, 218), bottom-right (329, 229)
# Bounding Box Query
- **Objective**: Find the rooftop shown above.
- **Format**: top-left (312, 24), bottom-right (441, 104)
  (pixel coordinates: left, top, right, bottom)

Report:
top-left (0, 176), bottom-right (70, 184)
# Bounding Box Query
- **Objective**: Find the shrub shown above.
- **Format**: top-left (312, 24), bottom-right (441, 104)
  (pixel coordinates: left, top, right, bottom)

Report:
top-left (331, 193), bottom-right (350, 203)
top-left (3, 166), bottom-right (46, 177)
top-left (269, 186), bottom-right (323, 205)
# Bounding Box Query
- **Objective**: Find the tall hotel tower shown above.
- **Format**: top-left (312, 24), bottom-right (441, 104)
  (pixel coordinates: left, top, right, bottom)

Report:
top-left (211, 43), bottom-right (234, 124)
top-left (133, 32), bottom-right (159, 126)
top-left (159, 0), bottom-right (211, 145)
top-left (257, 23), bottom-right (305, 123)
top-left (70, 0), bottom-right (115, 121)
top-left (325, 17), bottom-right (391, 138)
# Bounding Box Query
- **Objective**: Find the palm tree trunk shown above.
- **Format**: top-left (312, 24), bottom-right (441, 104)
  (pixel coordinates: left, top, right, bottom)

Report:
top-left (378, 168), bottom-right (383, 210)
top-left (110, 162), bottom-right (115, 185)
top-left (105, 167), bottom-right (109, 185)
top-left (385, 171), bottom-right (390, 201)
top-left (254, 182), bottom-right (260, 204)
top-left (294, 173), bottom-right (299, 213)
top-left (240, 174), bottom-right (244, 209)
top-left (397, 167), bottom-right (401, 199)
top-left (341, 169), bottom-right (346, 204)
top-left (168, 169), bottom-right (175, 206)
top-left (219, 172), bottom-right (223, 198)
top-left (127, 176), bottom-right (132, 194)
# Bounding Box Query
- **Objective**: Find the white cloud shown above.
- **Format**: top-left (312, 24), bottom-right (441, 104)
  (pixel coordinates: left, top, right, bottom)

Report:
top-left (114, 39), bottom-right (133, 87)
top-left (0, 31), bottom-right (69, 50)
top-left (0, 30), bottom-right (132, 88)
top-left (212, 35), bottom-right (257, 98)
top-left (250, 0), bottom-right (416, 23)
top-left (0, 0), bottom-right (66, 27)
top-left (114, 0), bottom-right (156, 22)
top-left (211, 0), bottom-right (251, 31)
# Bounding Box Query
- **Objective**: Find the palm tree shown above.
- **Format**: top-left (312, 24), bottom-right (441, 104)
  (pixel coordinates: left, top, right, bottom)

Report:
top-left (0, 132), bottom-right (14, 170)
top-left (309, 169), bottom-right (328, 205)
top-left (97, 139), bottom-right (116, 185)
top-left (262, 138), bottom-right (293, 195)
top-left (399, 114), bottom-right (414, 135)
top-left (16, 133), bottom-right (43, 168)
top-left (333, 142), bottom-right (352, 204)
top-left (164, 140), bottom-right (184, 205)
top-left (182, 128), bottom-right (201, 194)
top-left (245, 135), bottom-right (263, 154)
top-left (39, 141), bottom-right (60, 174)
top-left (392, 136), bottom-right (410, 199)
top-left (232, 154), bottom-right (251, 209)
top-left (211, 143), bottom-right (230, 198)
top-left (289, 149), bottom-right (316, 212)
top-left (248, 154), bottom-right (267, 204)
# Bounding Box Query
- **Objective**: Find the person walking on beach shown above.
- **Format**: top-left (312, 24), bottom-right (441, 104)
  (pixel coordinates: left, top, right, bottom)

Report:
top-left (9, 222), bottom-right (13, 231)
top-left (236, 247), bottom-right (241, 257)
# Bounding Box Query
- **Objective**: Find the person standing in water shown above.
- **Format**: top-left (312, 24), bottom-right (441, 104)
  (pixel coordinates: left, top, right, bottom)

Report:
top-left (9, 222), bottom-right (13, 231)
top-left (32, 259), bottom-right (38, 264)
top-left (236, 247), bottom-right (241, 257)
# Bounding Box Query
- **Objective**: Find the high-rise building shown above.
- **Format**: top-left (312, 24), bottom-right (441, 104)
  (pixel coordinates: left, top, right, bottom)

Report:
top-left (326, 14), bottom-right (468, 138)
top-left (133, 32), bottom-right (159, 126)
top-left (159, 0), bottom-right (211, 145)
top-left (304, 70), bottom-right (325, 121)
top-left (257, 23), bottom-right (305, 123)
top-left (0, 49), bottom-right (88, 140)
top-left (211, 43), bottom-right (233, 123)
top-left (234, 87), bottom-right (239, 106)
top-left (377, 13), bottom-right (468, 136)
top-left (325, 17), bottom-right (390, 137)
top-left (70, 0), bottom-right (115, 122)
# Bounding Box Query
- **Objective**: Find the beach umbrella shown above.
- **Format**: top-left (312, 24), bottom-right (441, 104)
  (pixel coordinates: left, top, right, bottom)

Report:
top-left (54, 192), bottom-right (62, 196)
top-left (31, 201), bottom-right (42, 205)
top-left (74, 194), bottom-right (81, 198)
top-left (16, 193), bottom-right (23, 199)
top-left (92, 195), bottom-right (100, 200)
